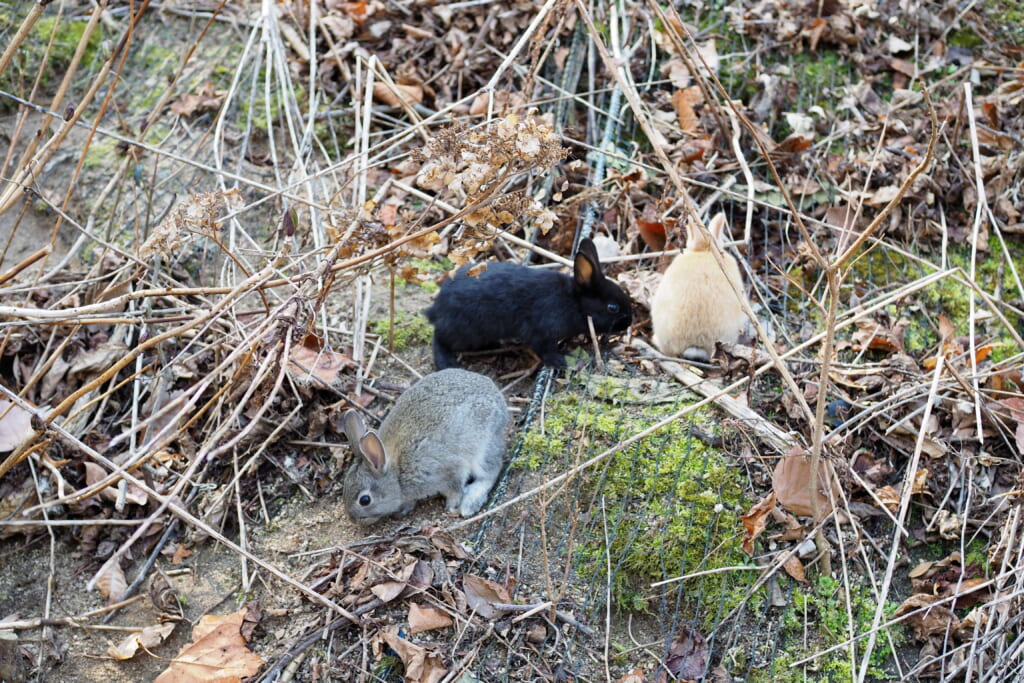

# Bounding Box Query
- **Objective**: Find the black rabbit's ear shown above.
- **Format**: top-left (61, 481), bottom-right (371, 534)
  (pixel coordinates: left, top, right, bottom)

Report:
top-left (573, 239), bottom-right (604, 289)
top-left (360, 432), bottom-right (388, 475)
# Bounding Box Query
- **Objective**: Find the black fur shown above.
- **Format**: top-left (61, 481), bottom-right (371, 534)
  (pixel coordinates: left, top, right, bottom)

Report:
top-left (424, 238), bottom-right (633, 369)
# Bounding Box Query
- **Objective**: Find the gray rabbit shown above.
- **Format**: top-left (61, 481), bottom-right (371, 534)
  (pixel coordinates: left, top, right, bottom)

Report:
top-left (342, 369), bottom-right (509, 524)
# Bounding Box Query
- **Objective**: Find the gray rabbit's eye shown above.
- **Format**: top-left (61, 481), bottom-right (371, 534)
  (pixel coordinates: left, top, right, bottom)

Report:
top-left (358, 493), bottom-right (371, 507)
top-left (607, 303), bottom-right (620, 313)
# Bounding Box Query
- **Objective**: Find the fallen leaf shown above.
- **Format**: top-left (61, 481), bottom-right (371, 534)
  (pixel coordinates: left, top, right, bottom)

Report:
top-left (672, 87), bottom-right (702, 134)
top-left (170, 82), bottom-right (225, 117)
top-left (851, 318), bottom-right (906, 354)
top-left (655, 627), bottom-right (709, 683)
top-left (408, 603), bottom-right (453, 634)
top-left (81, 462), bottom-right (149, 506)
top-left (740, 492), bottom-right (776, 556)
top-left (95, 562), bottom-right (128, 605)
top-left (894, 593), bottom-right (959, 640)
top-left (155, 605), bottom-right (264, 682)
top-left (618, 668), bottom-right (646, 683)
top-left (108, 623), bottom-right (176, 660)
top-left (0, 398), bottom-right (35, 452)
top-left (287, 334), bottom-right (354, 387)
top-left (373, 82), bottom-right (423, 108)
top-left (371, 581), bottom-right (408, 603)
top-left (462, 574), bottom-right (511, 620)
top-left (772, 449), bottom-right (841, 520)
top-left (782, 553), bottom-right (808, 585)
top-left (171, 544), bottom-right (192, 565)
top-left (997, 396), bottom-right (1024, 456)
top-left (422, 526), bottom-right (470, 560)
top-left (381, 629), bottom-right (447, 683)
top-left (875, 484), bottom-right (900, 513)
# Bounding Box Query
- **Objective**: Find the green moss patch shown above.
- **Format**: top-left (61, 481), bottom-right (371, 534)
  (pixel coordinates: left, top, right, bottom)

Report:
top-left (369, 311), bottom-right (432, 351)
top-left (515, 374), bottom-right (753, 625)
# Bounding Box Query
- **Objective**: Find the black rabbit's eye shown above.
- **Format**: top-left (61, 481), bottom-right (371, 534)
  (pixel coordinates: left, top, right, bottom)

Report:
top-left (358, 494), bottom-right (371, 507)
top-left (607, 303), bottom-right (620, 314)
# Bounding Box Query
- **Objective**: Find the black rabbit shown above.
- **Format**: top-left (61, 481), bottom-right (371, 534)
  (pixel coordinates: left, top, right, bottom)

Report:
top-left (424, 238), bottom-right (633, 369)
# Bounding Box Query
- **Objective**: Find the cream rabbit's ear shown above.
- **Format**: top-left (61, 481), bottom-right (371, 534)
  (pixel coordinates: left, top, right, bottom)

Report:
top-left (685, 214), bottom-right (710, 251)
top-left (707, 213), bottom-right (727, 243)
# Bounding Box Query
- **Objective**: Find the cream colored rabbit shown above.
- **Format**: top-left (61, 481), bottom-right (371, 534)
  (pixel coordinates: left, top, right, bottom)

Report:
top-left (650, 212), bottom-right (748, 362)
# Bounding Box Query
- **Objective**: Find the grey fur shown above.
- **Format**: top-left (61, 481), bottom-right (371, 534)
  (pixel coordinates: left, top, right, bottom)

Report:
top-left (342, 369), bottom-right (509, 524)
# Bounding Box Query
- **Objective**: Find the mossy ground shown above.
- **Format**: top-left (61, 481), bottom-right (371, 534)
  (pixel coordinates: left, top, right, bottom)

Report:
top-left (514, 372), bottom-right (754, 627)
top-left (369, 311), bottom-right (433, 351)
top-left (0, 13), bottom-right (105, 103)
top-left (844, 239), bottom-right (1024, 363)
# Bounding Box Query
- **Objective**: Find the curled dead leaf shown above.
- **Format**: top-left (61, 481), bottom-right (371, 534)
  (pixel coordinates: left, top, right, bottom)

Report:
top-left (380, 629), bottom-right (447, 683)
top-left (740, 492), bottom-right (776, 557)
top-left (895, 593), bottom-right (959, 640)
top-left (782, 553), bottom-right (809, 585)
top-left (108, 623), bottom-right (175, 660)
top-left (288, 334), bottom-right (354, 388)
top-left (373, 82), bottom-right (423, 108)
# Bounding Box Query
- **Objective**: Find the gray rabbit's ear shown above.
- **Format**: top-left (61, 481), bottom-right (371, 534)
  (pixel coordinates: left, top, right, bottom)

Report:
top-left (359, 432), bottom-right (388, 475)
top-left (342, 410), bottom-right (366, 448)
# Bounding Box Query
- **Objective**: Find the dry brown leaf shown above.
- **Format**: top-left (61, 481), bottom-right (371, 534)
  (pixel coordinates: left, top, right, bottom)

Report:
top-left (851, 318), bottom-right (906, 354)
top-left (875, 484), bottom-right (900, 513)
top-left (154, 606), bottom-right (264, 683)
top-left (423, 526), bottom-right (470, 560)
top-left (672, 87), bottom-right (702, 134)
top-left (82, 462), bottom-right (149, 506)
top-left (171, 544), bottom-right (193, 565)
top-left (371, 581), bottom-right (408, 603)
top-left (908, 561), bottom-right (934, 579)
top-left (895, 593), bottom-right (959, 640)
top-left (170, 82), bottom-right (225, 117)
top-left (654, 627), bottom-right (709, 683)
top-left (373, 82), bottom-right (423, 108)
top-left (108, 623), bottom-right (176, 660)
top-left (772, 449), bottom-right (840, 520)
top-left (95, 561), bottom-right (128, 605)
top-left (408, 603), bottom-right (453, 634)
top-left (380, 629), bottom-right (447, 683)
top-left (462, 574), bottom-right (511, 619)
top-left (782, 553), bottom-right (808, 585)
top-left (865, 185), bottom-right (899, 206)
top-left (287, 334), bottom-right (354, 387)
top-left (619, 668), bottom-right (646, 683)
top-left (998, 396), bottom-right (1024, 456)
top-left (0, 398), bottom-right (35, 452)
top-left (740, 492), bottom-right (776, 556)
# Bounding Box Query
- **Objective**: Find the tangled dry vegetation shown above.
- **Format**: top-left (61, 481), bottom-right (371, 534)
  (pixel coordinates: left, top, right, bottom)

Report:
top-left (1, 0), bottom-right (1023, 681)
